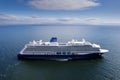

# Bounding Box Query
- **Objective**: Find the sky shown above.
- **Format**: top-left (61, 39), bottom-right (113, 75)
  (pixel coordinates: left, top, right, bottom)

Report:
top-left (0, 0), bottom-right (120, 25)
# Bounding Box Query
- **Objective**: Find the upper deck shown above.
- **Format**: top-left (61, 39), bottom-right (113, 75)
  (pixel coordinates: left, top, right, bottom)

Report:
top-left (27, 38), bottom-right (100, 48)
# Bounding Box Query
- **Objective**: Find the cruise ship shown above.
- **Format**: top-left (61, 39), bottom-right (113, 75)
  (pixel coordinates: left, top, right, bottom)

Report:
top-left (18, 37), bottom-right (109, 60)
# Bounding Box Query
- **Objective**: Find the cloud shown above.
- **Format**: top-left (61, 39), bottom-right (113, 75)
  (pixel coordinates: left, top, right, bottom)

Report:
top-left (0, 14), bottom-right (120, 25)
top-left (84, 18), bottom-right (103, 25)
top-left (28, 0), bottom-right (100, 10)
top-left (0, 14), bottom-right (59, 25)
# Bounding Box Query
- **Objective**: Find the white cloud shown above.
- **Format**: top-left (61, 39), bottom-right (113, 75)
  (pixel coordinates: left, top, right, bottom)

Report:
top-left (84, 18), bottom-right (103, 25)
top-left (0, 14), bottom-right (60, 25)
top-left (100, 19), bottom-right (120, 25)
top-left (28, 0), bottom-right (100, 10)
top-left (0, 14), bottom-right (120, 25)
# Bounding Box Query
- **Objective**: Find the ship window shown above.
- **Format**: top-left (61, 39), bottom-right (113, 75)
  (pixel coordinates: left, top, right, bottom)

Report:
top-left (63, 52), bottom-right (66, 55)
top-left (56, 52), bottom-right (61, 55)
top-left (67, 52), bottom-right (71, 55)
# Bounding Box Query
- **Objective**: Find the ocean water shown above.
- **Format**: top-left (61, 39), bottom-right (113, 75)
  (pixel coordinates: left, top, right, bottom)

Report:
top-left (0, 25), bottom-right (120, 80)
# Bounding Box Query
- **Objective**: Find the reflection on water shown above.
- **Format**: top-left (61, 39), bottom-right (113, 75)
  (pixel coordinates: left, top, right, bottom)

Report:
top-left (0, 25), bottom-right (120, 80)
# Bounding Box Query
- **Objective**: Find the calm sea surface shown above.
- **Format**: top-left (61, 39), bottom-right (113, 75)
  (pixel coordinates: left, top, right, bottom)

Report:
top-left (0, 25), bottom-right (120, 80)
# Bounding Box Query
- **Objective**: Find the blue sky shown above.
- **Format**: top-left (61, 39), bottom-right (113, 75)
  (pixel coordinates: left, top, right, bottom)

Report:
top-left (0, 0), bottom-right (120, 25)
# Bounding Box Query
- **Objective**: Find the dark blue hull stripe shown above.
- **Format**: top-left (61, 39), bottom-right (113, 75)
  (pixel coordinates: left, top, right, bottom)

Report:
top-left (18, 53), bottom-right (102, 60)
